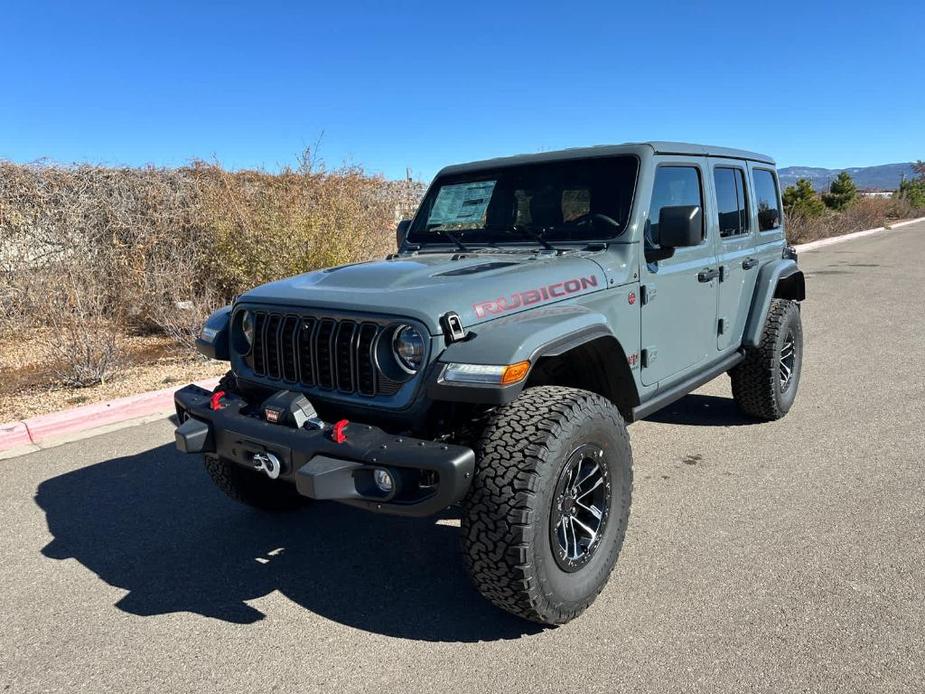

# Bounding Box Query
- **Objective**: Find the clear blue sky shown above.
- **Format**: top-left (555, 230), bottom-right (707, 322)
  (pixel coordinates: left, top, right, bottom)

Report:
top-left (2, 1), bottom-right (923, 180)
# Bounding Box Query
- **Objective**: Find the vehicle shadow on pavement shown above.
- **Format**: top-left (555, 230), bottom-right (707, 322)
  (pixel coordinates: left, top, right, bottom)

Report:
top-left (644, 394), bottom-right (756, 427)
top-left (34, 443), bottom-right (542, 643)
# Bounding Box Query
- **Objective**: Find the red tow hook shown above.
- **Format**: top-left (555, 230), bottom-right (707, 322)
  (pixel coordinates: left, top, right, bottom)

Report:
top-left (210, 390), bottom-right (226, 411)
top-left (331, 419), bottom-right (349, 444)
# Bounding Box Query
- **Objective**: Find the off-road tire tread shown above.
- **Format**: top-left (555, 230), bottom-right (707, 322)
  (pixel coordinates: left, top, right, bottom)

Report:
top-left (731, 298), bottom-right (799, 420)
top-left (461, 386), bottom-right (632, 625)
top-left (204, 455), bottom-right (304, 511)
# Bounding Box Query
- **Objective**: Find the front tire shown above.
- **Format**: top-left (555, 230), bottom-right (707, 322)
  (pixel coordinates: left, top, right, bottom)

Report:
top-left (461, 386), bottom-right (633, 625)
top-left (731, 298), bottom-right (803, 420)
top-left (204, 455), bottom-right (304, 511)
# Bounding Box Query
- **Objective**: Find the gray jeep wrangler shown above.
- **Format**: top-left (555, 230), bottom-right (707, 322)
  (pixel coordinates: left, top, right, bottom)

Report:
top-left (175, 141), bottom-right (805, 625)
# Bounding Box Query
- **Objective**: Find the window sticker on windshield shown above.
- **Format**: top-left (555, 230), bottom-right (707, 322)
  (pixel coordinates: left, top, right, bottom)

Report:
top-left (428, 181), bottom-right (496, 226)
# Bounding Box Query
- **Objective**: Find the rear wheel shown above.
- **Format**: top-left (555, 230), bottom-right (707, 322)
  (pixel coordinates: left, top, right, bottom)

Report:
top-left (461, 386), bottom-right (633, 625)
top-left (731, 298), bottom-right (803, 420)
top-left (204, 455), bottom-right (304, 511)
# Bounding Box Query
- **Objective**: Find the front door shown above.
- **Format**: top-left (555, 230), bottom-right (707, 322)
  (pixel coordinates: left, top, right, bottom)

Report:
top-left (640, 161), bottom-right (718, 386)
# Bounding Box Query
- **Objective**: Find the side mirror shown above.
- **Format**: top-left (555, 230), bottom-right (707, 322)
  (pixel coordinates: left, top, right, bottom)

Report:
top-left (396, 219), bottom-right (412, 250)
top-left (658, 205), bottom-right (703, 248)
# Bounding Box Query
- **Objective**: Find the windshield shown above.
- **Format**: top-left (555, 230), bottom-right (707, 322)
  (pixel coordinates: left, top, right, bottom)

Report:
top-left (407, 156), bottom-right (638, 247)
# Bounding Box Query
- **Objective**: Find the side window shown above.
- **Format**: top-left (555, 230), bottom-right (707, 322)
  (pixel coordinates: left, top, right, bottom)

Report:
top-left (714, 167), bottom-right (749, 237)
top-left (647, 166), bottom-right (703, 247)
top-left (753, 169), bottom-right (782, 231)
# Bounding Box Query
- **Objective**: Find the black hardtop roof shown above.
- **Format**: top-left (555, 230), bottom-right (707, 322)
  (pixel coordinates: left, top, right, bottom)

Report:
top-left (437, 141), bottom-right (775, 176)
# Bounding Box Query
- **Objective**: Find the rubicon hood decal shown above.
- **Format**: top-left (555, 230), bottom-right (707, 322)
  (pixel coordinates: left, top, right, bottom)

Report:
top-left (473, 275), bottom-right (599, 318)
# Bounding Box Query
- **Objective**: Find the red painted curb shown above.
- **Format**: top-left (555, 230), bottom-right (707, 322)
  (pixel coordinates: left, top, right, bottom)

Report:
top-left (0, 377), bottom-right (221, 452)
top-left (0, 421), bottom-right (33, 450)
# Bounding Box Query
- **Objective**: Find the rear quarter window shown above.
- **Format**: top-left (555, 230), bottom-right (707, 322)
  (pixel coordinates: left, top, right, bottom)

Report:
top-left (753, 169), bottom-right (782, 231)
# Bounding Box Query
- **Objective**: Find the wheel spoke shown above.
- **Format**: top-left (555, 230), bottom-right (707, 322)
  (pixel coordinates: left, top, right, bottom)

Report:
top-left (573, 464), bottom-right (599, 491)
top-left (575, 476), bottom-right (603, 500)
top-left (576, 500), bottom-right (602, 519)
top-left (560, 517), bottom-right (569, 555)
top-left (569, 518), bottom-right (579, 559)
top-left (572, 516), bottom-right (597, 541)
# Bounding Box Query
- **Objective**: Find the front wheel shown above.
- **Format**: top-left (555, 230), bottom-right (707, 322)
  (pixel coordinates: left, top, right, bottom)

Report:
top-left (461, 386), bottom-right (633, 625)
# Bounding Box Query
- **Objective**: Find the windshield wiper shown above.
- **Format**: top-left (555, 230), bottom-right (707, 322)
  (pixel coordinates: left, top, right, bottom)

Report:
top-left (429, 227), bottom-right (470, 252)
top-left (489, 224), bottom-right (561, 252)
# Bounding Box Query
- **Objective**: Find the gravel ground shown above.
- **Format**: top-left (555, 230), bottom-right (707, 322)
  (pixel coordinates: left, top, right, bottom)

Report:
top-left (0, 333), bottom-right (226, 421)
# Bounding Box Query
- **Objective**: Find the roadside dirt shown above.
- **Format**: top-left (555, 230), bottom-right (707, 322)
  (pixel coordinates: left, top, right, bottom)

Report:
top-left (0, 332), bottom-right (226, 422)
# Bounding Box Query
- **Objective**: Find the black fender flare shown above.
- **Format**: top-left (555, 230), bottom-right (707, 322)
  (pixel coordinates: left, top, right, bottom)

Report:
top-left (427, 307), bottom-right (636, 406)
top-left (742, 260), bottom-right (805, 347)
top-left (195, 305), bottom-right (232, 361)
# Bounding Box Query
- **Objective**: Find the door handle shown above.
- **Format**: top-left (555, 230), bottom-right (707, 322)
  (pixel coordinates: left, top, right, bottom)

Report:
top-left (742, 257), bottom-right (759, 270)
top-left (697, 268), bottom-right (718, 282)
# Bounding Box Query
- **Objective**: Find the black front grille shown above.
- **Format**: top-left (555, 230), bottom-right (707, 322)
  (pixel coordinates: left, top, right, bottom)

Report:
top-left (247, 311), bottom-right (399, 397)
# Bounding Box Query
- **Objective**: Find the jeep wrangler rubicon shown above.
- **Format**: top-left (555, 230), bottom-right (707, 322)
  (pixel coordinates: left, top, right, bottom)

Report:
top-left (175, 142), bottom-right (805, 625)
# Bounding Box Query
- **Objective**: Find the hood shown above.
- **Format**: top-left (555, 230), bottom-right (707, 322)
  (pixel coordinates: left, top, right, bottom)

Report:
top-left (239, 251), bottom-right (611, 334)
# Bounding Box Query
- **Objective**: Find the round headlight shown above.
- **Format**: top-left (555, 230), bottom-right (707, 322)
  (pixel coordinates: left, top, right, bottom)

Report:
top-left (242, 310), bottom-right (256, 350)
top-left (392, 325), bottom-right (425, 372)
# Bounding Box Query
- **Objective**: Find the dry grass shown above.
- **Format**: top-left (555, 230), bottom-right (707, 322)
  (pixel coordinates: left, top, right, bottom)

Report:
top-left (786, 196), bottom-right (923, 244)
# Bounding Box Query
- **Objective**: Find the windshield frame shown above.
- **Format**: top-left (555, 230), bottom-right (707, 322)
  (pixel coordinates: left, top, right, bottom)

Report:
top-left (406, 154), bottom-right (640, 249)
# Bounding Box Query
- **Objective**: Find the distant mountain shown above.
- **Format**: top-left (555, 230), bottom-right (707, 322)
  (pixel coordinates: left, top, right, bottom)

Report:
top-left (778, 163), bottom-right (917, 191)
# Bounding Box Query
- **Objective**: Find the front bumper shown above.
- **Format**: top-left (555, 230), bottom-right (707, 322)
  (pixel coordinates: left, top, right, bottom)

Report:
top-left (173, 384), bottom-right (475, 517)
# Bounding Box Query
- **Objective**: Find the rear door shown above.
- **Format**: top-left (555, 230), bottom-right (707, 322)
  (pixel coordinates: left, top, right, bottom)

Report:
top-left (710, 160), bottom-right (758, 350)
top-left (640, 160), bottom-right (718, 386)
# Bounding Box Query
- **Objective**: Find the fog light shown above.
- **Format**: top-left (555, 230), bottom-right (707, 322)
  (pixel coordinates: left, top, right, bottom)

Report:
top-left (373, 468), bottom-right (394, 493)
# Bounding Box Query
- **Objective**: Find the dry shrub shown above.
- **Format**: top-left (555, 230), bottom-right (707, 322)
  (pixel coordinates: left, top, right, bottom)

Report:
top-left (785, 195), bottom-right (924, 244)
top-left (0, 162), bottom-right (204, 333)
top-left (41, 265), bottom-right (120, 387)
top-left (0, 157), bottom-right (423, 384)
top-left (195, 162), bottom-right (417, 296)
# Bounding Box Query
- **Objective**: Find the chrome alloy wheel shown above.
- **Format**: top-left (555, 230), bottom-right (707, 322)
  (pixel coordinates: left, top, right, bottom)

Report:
top-left (779, 331), bottom-right (796, 391)
top-left (551, 444), bottom-right (611, 572)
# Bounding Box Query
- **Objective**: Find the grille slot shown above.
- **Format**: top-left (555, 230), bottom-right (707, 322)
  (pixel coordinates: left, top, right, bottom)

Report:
top-left (248, 310), bottom-right (407, 398)
top-left (297, 318), bottom-right (316, 386)
top-left (315, 319), bottom-right (336, 389)
top-left (280, 316), bottom-right (299, 382)
top-left (334, 321), bottom-right (357, 392)
top-left (252, 313), bottom-right (267, 374)
top-left (265, 315), bottom-right (282, 379)
top-left (356, 323), bottom-right (379, 395)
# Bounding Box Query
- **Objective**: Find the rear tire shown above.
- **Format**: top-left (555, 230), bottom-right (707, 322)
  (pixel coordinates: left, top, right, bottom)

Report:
top-left (204, 455), bottom-right (304, 511)
top-left (731, 298), bottom-right (803, 420)
top-left (461, 386), bottom-right (633, 625)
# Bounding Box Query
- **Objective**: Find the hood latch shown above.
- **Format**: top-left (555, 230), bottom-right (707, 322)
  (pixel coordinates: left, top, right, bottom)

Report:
top-left (441, 312), bottom-right (468, 343)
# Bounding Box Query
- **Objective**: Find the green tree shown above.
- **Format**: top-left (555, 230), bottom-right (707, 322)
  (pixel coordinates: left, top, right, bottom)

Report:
top-left (822, 171), bottom-right (858, 210)
top-left (898, 177), bottom-right (925, 208)
top-left (782, 178), bottom-right (825, 218)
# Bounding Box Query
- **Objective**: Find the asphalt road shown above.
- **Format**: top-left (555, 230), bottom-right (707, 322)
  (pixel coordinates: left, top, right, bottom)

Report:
top-left (3, 223), bottom-right (924, 693)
